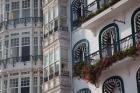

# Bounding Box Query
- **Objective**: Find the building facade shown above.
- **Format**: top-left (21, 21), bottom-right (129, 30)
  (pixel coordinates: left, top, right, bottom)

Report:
top-left (0, 0), bottom-right (43, 93)
top-left (71, 0), bottom-right (140, 93)
top-left (42, 0), bottom-right (71, 93)
top-left (1, 0), bottom-right (140, 93)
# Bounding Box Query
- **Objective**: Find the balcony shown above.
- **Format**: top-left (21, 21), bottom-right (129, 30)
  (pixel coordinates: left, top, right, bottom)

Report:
top-left (74, 32), bottom-right (140, 84)
top-left (71, 0), bottom-right (122, 29)
top-left (0, 55), bottom-right (43, 70)
top-left (0, 17), bottom-right (43, 31)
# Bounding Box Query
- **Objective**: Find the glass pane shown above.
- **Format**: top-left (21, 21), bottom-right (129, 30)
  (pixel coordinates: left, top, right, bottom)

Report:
top-left (22, 46), bottom-right (30, 61)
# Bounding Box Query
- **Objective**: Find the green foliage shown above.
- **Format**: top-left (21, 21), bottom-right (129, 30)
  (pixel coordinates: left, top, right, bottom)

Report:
top-left (125, 46), bottom-right (136, 57)
top-left (74, 45), bottom-right (138, 85)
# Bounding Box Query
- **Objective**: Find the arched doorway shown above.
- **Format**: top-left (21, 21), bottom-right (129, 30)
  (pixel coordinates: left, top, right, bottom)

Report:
top-left (77, 88), bottom-right (91, 93)
top-left (99, 23), bottom-right (120, 58)
top-left (102, 76), bottom-right (125, 93)
top-left (136, 68), bottom-right (140, 93)
top-left (72, 39), bottom-right (89, 63)
top-left (131, 7), bottom-right (140, 45)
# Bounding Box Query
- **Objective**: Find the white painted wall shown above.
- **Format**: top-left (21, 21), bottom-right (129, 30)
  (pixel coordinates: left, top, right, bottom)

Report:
top-left (72, 1), bottom-right (140, 93)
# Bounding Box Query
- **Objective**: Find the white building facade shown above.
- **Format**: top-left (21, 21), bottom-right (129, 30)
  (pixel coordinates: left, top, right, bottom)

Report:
top-left (0, 0), bottom-right (43, 93)
top-left (71, 0), bottom-right (140, 93)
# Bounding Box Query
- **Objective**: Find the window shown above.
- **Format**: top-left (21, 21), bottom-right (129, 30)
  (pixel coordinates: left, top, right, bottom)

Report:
top-left (34, 37), bottom-right (38, 45)
top-left (73, 39), bottom-right (89, 63)
top-left (133, 8), bottom-right (140, 93)
top-left (33, 37), bottom-right (38, 57)
top-left (34, 0), bottom-right (38, 8)
top-left (22, 9), bottom-right (30, 17)
top-left (99, 23), bottom-right (120, 58)
top-left (22, 0), bottom-right (30, 8)
top-left (22, 0), bottom-right (30, 17)
top-left (55, 62), bottom-right (59, 76)
top-left (49, 65), bottom-right (54, 79)
top-left (54, 6), bottom-right (58, 18)
top-left (33, 77), bottom-right (37, 93)
top-left (54, 47), bottom-right (59, 61)
top-left (44, 53), bottom-right (49, 66)
top-left (3, 79), bottom-right (7, 93)
top-left (12, 2), bottom-right (19, 10)
top-left (22, 37), bottom-right (30, 46)
top-left (5, 4), bottom-right (10, 11)
top-left (4, 40), bottom-right (9, 59)
top-left (10, 38), bottom-right (19, 57)
top-left (77, 88), bottom-right (91, 93)
top-left (22, 37), bottom-right (30, 61)
top-left (103, 76), bottom-right (124, 93)
top-left (49, 50), bottom-right (54, 63)
top-left (40, 77), bottom-right (43, 93)
top-left (21, 77), bottom-right (30, 93)
top-left (10, 78), bottom-right (18, 93)
top-left (34, 0), bottom-right (38, 17)
top-left (11, 2), bottom-right (20, 19)
top-left (44, 68), bottom-right (48, 82)
top-left (132, 9), bottom-right (140, 45)
top-left (11, 38), bottom-right (19, 47)
top-left (60, 6), bottom-right (67, 16)
top-left (44, 12), bottom-right (48, 24)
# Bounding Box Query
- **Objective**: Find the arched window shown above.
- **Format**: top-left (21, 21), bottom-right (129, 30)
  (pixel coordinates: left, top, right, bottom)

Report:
top-left (131, 7), bottom-right (140, 45)
top-left (99, 23), bottom-right (120, 58)
top-left (136, 68), bottom-right (140, 93)
top-left (73, 39), bottom-right (89, 63)
top-left (77, 88), bottom-right (91, 93)
top-left (102, 76), bottom-right (125, 93)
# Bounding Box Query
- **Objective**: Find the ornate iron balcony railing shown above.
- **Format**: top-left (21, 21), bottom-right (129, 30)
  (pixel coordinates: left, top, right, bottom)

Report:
top-left (0, 17), bottom-right (43, 31)
top-left (0, 55), bottom-right (43, 69)
top-left (85, 32), bottom-right (138, 64)
top-left (71, 0), bottom-right (121, 29)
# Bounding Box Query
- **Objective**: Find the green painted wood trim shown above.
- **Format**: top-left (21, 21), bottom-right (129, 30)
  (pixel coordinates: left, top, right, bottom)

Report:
top-left (131, 7), bottom-right (140, 46)
top-left (77, 88), bottom-right (91, 93)
top-left (136, 67), bottom-right (140, 93)
top-left (72, 39), bottom-right (90, 63)
top-left (99, 23), bottom-right (120, 58)
top-left (102, 76), bottom-right (125, 93)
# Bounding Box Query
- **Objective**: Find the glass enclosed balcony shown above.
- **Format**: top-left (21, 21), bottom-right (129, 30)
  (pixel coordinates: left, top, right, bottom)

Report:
top-left (0, 17), bottom-right (43, 31)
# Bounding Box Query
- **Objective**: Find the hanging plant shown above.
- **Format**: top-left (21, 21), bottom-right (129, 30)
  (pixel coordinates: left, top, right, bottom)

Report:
top-left (74, 45), bottom-right (139, 85)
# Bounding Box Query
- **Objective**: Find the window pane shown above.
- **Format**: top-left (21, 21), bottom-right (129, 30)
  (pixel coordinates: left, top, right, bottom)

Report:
top-left (21, 77), bottom-right (30, 86)
top-left (22, 9), bottom-right (30, 17)
top-left (22, 0), bottom-right (30, 8)
top-left (22, 46), bottom-right (30, 61)
top-left (34, 46), bottom-right (38, 56)
top-left (10, 47), bottom-right (19, 57)
top-left (22, 37), bottom-right (30, 46)
top-left (44, 53), bottom-right (49, 66)
top-left (10, 78), bottom-right (18, 88)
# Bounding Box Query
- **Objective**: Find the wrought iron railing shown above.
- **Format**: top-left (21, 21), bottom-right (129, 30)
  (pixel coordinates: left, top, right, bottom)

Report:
top-left (72, 0), bottom-right (121, 28)
top-left (0, 55), bottom-right (43, 69)
top-left (0, 17), bottom-right (43, 31)
top-left (85, 32), bottom-right (138, 64)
